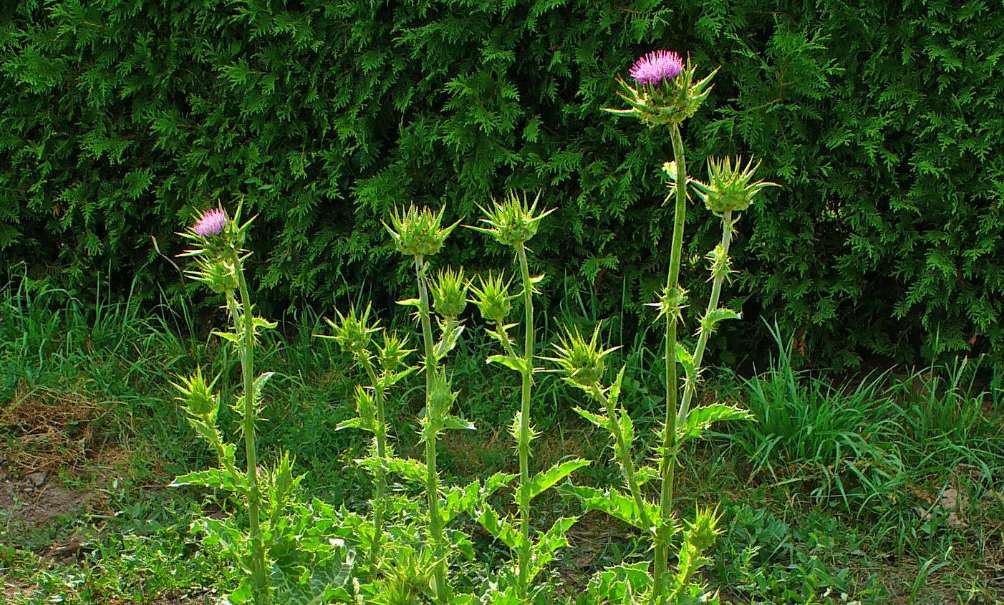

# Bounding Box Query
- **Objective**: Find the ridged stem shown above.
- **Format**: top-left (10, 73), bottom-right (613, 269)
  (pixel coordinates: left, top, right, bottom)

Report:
top-left (677, 211), bottom-right (734, 421)
top-left (414, 256), bottom-right (449, 603)
top-left (653, 123), bottom-right (687, 605)
top-left (360, 356), bottom-right (388, 566)
top-left (233, 255), bottom-right (269, 605)
top-left (515, 242), bottom-right (534, 598)
top-left (589, 384), bottom-right (652, 531)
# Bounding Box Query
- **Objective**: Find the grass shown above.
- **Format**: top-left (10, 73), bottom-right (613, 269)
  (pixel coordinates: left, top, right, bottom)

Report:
top-left (1, 277), bottom-right (1002, 604)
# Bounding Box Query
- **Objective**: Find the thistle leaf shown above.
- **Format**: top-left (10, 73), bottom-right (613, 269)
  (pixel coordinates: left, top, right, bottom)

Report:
top-left (559, 484), bottom-right (657, 531)
top-left (678, 403), bottom-right (752, 443)
top-left (525, 458), bottom-right (591, 502)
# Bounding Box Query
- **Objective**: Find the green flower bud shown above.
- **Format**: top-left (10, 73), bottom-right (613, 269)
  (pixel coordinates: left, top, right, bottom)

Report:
top-left (469, 272), bottom-right (512, 324)
top-left (377, 331), bottom-right (414, 372)
top-left (429, 267), bottom-right (469, 319)
top-left (549, 326), bottom-right (617, 389)
top-left (606, 58), bottom-right (717, 128)
top-left (384, 204), bottom-right (457, 257)
top-left (428, 369), bottom-right (457, 419)
top-left (173, 368), bottom-right (219, 420)
top-left (695, 157), bottom-right (777, 215)
top-left (353, 385), bottom-right (377, 432)
top-left (685, 507), bottom-right (721, 552)
top-left (322, 304), bottom-right (381, 357)
top-left (472, 191), bottom-right (553, 247)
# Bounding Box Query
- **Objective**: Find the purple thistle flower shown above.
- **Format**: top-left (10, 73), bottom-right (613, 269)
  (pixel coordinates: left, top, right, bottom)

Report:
top-left (629, 50), bottom-right (683, 86)
top-left (193, 208), bottom-right (227, 237)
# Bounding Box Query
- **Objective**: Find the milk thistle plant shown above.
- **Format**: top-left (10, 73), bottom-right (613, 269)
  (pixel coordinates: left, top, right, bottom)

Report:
top-left (173, 206), bottom-right (354, 605)
top-left (384, 204), bottom-right (475, 604)
top-left (318, 304), bottom-right (415, 565)
top-left (469, 193), bottom-right (589, 600)
top-left (174, 205), bottom-right (272, 603)
top-left (556, 50), bottom-right (776, 604)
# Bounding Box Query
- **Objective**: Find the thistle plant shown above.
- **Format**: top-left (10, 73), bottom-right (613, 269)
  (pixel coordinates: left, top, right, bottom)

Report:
top-left (555, 51), bottom-right (776, 604)
top-left (173, 206), bottom-right (358, 605)
top-left (384, 204), bottom-right (474, 604)
top-left (318, 304), bottom-right (414, 565)
top-left (173, 205), bottom-right (272, 603)
top-left (470, 192), bottom-right (589, 600)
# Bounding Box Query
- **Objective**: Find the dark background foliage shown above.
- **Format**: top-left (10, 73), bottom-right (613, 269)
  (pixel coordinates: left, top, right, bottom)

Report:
top-left (2, 0), bottom-right (1002, 370)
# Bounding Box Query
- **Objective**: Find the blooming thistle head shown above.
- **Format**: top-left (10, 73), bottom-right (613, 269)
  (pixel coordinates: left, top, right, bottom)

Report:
top-left (429, 267), bottom-right (469, 319)
top-left (320, 304), bottom-right (381, 358)
top-left (471, 191), bottom-right (553, 248)
top-left (692, 156), bottom-right (778, 215)
top-left (469, 271), bottom-right (513, 324)
top-left (178, 203), bottom-right (253, 293)
top-left (606, 51), bottom-right (717, 128)
top-left (548, 325), bottom-right (618, 391)
top-left (384, 204), bottom-right (457, 258)
top-left (377, 331), bottom-right (414, 373)
top-left (629, 50), bottom-right (684, 86)
top-left (193, 207), bottom-right (227, 237)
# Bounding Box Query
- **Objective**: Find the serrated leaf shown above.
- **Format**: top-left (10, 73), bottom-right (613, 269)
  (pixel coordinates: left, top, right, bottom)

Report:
top-left (441, 414), bottom-right (475, 431)
top-left (559, 484), bottom-right (656, 531)
top-left (528, 516), bottom-right (579, 582)
top-left (212, 330), bottom-right (241, 344)
top-left (525, 458), bottom-right (591, 502)
top-left (335, 417), bottom-right (369, 432)
top-left (358, 456), bottom-right (427, 484)
top-left (678, 403), bottom-right (752, 443)
top-left (172, 468), bottom-right (246, 493)
top-left (703, 308), bottom-right (741, 329)
top-left (676, 342), bottom-right (696, 386)
top-left (487, 354), bottom-right (530, 375)
top-left (477, 506), bottom-right (526, 552)
top-left (396, 298), bottom-right (421, 308)
top-left (573, 406), bottom-right (608, 429)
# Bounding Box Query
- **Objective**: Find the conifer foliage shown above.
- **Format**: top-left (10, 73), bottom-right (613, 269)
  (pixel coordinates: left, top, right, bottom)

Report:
top-left (2, 1), bottom-right (1002, 366)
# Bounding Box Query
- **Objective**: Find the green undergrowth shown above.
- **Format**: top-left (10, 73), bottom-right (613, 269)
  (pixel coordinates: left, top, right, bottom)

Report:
top-left (1, 279), bottom-right (1001, 604)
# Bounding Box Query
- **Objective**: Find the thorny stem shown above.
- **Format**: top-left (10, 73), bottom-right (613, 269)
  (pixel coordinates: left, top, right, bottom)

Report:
top-left (414, 256), bottom-right (450, 603)
top-left (653, 123), bottom-right (687, 605)
top-left (233, 253), bottom-right (269, 605)
top-left (515, 242), bottom-right (534, 598)
top-left (589, 384), bottom-right (652, 532)
top-left (360, 355), bottom-right (389, 566)
top-left (677, 211), bottom-right (734, 422)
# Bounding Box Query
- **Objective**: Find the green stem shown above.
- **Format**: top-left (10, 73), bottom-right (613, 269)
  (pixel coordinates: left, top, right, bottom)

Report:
top-left (590, 384), bottom-right (652, 531)
top-left (415, 256), bottom-right (449, 603)
top-left (360, 356), bottom-right (388, 566)
top-left (653, 123), bottom-right (687, 605)
top-left (515, 243), bottom-right (534, 598)
top-left (677, 212), bottom-right (734, 422)
top-left (234, 256), bottom-right (269, 605)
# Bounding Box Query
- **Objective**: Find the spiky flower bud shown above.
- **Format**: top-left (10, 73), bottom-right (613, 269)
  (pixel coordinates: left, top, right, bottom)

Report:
top-left (648, 284), bottom-right (688, 323)
top-left (377, 331), bottom-right (414, 372)
top-left (606, 52), bottom-right (717, 128)
top-left (694, 157), bottom-right (776, 215)
top-left (685, 508), bottom-right (721, 552)
top-left (173, 368), bottom-right (219, 420)
top-left (469, 272), bottom-right (512, 324)
top-left (429, 267), bottom-right (469, 319)
top-left (384, 205), bottom-right (457, 257)
top-left (472, 191), bottom-right (553, 247)
top-left (322, 304), bottom-right (381, 357)
top-left (549, 326), bottom-right (617, 389)
top-left (428, 369), bottom-right (457, 419)
top-left (353, 385), bottom-right (377, 431)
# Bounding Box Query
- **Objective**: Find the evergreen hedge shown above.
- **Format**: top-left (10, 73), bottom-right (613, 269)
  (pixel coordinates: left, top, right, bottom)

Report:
top-left (2, 1), bottom-right (1002, 368)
